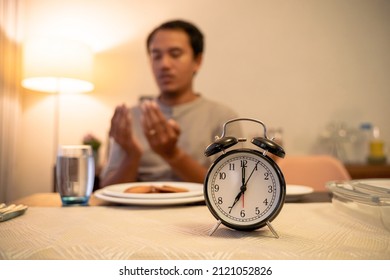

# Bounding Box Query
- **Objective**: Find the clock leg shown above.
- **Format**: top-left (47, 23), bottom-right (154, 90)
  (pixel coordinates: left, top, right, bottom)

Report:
top-left (266, 221), bottom-right (279, 239)
top-left (209, 220), bottom-right (222, 236)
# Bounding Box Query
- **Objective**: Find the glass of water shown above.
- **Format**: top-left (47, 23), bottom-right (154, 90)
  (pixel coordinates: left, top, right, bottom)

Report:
top-left (56, 145), bottom-right (95, 206)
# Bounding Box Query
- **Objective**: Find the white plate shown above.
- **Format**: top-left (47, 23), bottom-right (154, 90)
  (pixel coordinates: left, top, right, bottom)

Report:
top-left (102, 182), bottom-right (203, 199)
top-left (94, 189), bottom-right (204, 206)
top-left (286, 185), bottom-right (314, 202)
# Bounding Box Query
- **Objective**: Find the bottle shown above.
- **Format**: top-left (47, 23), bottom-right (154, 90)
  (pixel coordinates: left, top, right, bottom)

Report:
top-left (367, 126), bottom-right (387, 164)
top-left (357, 123), bottom-right (373, 164)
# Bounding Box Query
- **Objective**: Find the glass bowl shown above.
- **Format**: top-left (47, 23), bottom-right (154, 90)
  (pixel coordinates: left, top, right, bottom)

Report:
top-left (326, 179), bottom-right (390, 232)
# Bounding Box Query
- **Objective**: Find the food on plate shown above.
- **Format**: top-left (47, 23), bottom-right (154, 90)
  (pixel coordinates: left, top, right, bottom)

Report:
top-left (158, 185), bottom-right (188, 193)
top-left (124, 185), bottom-right (188, 194)
top-left (124, 186), bottom-right (157, 193)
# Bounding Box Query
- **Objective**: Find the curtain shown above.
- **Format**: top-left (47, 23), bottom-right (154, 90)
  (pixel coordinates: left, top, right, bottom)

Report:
top-left (0, 0), bottom-right (22, 202)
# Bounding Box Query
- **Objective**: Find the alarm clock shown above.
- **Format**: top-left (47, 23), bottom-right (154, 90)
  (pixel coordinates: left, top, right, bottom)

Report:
top-left (204, 118), bottom-right (286, 238)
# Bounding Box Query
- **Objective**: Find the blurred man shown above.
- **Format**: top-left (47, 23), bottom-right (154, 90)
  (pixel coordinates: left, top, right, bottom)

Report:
top-left (100, 19), bottom-right (241, 187)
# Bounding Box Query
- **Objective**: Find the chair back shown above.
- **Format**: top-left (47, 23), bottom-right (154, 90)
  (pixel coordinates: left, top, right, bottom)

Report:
top-left (277, 155), bottom-right (351, 191)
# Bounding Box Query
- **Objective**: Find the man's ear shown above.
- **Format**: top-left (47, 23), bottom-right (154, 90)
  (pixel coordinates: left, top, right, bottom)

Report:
top-left (195, 53), bottom-right (203, 66)
top-left (193, 54), bottom-right (203, 75)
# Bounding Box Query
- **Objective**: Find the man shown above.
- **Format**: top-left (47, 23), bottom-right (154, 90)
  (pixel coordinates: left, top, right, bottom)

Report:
top-left (100, 20), bottom-right (241, 187)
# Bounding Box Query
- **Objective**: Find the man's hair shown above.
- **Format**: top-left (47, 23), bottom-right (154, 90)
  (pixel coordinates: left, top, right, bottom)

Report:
top-left (146, 19), bottom-right (204, 58)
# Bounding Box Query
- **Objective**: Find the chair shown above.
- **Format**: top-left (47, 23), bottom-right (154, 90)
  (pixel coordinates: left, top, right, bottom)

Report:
top-left (277, 155), bottom-right (351, 191)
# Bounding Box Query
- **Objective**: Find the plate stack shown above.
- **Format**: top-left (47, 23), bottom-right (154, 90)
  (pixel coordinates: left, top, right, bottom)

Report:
top-left (94, 182), bottom-right (204, 206)
top-left (326, 179), bottom-right (390, 231)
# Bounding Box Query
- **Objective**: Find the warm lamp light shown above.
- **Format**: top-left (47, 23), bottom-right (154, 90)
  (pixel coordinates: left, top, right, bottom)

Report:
top-left (21, 38), bottom-right (95, 188)
top-left (22, 38), bottom-right (94, 93)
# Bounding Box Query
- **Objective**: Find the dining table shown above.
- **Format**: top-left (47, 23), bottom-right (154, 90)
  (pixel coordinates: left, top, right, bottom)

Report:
top-left (1, 190), bottom-right (389, 260)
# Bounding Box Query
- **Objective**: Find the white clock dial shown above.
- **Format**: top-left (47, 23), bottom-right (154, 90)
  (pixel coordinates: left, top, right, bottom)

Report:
top-left (204, 149), bottom-right (285, 230)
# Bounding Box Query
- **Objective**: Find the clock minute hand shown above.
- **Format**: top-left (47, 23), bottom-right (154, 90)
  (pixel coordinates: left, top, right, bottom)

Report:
top-left (241, 164), bottom-right (246, 188)
top-left (241, 163), bottom-right (246, 207)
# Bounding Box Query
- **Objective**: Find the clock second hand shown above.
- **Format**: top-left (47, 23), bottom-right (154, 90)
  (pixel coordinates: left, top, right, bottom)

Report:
top-left (244, 160), bottom-right (260, 186)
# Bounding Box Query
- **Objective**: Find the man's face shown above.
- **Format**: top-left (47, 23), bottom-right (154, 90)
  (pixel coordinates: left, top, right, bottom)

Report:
top-left (148, 29), bottom-right (201, 96)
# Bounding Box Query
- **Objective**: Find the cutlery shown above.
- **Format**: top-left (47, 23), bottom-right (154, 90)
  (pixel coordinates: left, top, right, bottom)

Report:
top-left (0, 204), bottom-right (28, 222)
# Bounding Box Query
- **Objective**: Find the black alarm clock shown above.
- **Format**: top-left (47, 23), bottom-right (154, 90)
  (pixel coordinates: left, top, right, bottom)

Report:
top-left (204, 118), bottom-right (286, 238)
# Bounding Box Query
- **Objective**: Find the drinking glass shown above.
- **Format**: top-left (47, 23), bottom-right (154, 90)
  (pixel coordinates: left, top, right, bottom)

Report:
top-left (56, 145), bottom-right (95, 206)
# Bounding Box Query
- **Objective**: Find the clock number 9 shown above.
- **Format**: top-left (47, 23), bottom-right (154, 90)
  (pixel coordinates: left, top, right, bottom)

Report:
top-left (213, 184), bottom-right (220, 192)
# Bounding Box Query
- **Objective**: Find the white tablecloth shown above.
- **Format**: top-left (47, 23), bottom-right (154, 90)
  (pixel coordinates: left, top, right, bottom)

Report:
top-left (0, 203), bottom-right (389, 260)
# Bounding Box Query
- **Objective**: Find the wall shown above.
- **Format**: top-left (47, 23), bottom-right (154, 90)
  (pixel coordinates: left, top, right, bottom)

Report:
top-left (9, 0), bottom-right (390, 201)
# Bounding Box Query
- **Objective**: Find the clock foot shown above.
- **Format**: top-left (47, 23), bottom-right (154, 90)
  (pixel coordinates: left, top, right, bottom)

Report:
top-left (209, 220), bottom-right (222, 236)
top-left (266, 221), bottom-right (279, 238)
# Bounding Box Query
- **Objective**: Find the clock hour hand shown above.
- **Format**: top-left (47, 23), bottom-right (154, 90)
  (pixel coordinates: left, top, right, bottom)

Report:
top-left (228, 191), bottom-right (242, 214)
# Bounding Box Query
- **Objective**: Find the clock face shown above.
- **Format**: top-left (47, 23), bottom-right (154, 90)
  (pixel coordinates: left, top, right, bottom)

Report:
top-left (204, 149), bottom-right (286, 231)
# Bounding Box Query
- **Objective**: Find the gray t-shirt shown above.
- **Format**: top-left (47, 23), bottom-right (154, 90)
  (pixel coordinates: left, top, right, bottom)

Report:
top-left (101, 95), bottom-right (242, 182)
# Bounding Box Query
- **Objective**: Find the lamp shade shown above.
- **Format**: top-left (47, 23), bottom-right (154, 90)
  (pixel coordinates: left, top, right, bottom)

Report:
top-left (22, 38), bottom-right (94, 93)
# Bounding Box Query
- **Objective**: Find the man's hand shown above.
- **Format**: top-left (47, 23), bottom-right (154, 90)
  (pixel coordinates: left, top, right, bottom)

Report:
top-left (141, 100), bottom-right (181, 159)
top-left (109, 104), bottom-right (142, 157)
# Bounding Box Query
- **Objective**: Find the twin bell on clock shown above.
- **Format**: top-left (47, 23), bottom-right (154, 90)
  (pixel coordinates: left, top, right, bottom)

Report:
top-left (203, 118), bottom-right (286, 238)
